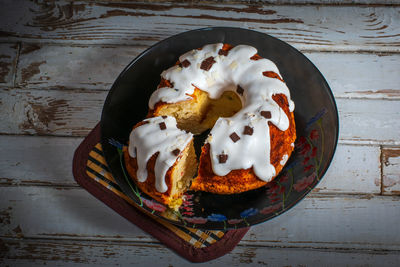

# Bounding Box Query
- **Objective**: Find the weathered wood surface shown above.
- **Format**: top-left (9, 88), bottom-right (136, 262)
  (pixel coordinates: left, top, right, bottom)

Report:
top-left (0, 135), bottom-right (82, 187)
top-left (0, 135), bottom-right (382, 194)
top-left (316, 144), bottom-right (381, 194)
top-left (1, 1), bottom-right (399, 52)
top-left (0, 88), bottom-right (104, 136)
top-left (2, 238), bottom-right (400, 267)
top-left (306, 52), bottom-right (400, 100)
top-left (1, 0), bottom-right (399, 265)
top-left (13, 44), bottom-right (400, 100)
top-left (0, 43), bottom-right (18, 86)
top-left (1, 88), bottom-right (399, 145)
top-left (16, 44), bottom-right (143, 90)
top-left (1, 187), bottom-right (400, 251)
top-left (336, 98), bottom-right (400, 145)
top-left (382, 147), bottom-right (400, 195)
top-left (65, 0), bottom-right (400, 4)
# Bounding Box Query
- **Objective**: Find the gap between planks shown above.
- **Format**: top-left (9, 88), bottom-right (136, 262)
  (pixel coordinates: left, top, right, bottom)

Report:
top-left (1, 235), bottom-right (400, 253)
top-left (3, 43), bottom-right (400, 100)
top-left (72, 0), bottom-right (400, 6)
top-left (3, 40), bottom-right (400, 54)
top-left (0, 179), bottom-right (397, 199)
top-left (12, 42), bottom-right (21, 88)
top-left (2, 237), bottom-right (400, 267)
top-left (1, 2), bottom-right (400, 53)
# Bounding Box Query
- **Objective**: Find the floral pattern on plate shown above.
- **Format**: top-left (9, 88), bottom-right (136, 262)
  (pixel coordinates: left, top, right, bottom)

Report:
top-left (109, 108), bottom-right (328, 230)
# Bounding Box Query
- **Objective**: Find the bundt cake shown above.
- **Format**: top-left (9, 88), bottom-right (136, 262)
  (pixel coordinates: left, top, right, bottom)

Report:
top-left (124, 43), bottom-right (296, 209)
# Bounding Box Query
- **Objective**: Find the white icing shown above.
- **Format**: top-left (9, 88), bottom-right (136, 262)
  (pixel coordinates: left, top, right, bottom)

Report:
top-left (147, 43), bottom-right (294, 183)
top-left (128, 116), bottom-right (193, 193)
top-left (280, 154), bottom-right (289, 166)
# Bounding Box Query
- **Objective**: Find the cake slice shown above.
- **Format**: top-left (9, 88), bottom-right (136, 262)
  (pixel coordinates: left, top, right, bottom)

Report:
top-left (123, 116), bottom-right (198, 210)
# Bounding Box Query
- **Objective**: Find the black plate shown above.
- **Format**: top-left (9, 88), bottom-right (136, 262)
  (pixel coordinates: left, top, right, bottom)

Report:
top-left (101, 27), bottom-right (339, 230)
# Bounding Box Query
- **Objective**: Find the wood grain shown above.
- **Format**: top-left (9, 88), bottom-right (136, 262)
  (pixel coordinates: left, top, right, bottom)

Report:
top-left (247, 194), bottom-right (400, 251)
top-left (307, 52), bottom-right (400, 100)
top-left (337, 98), bottom-right (400, 145)
top-left (382, 147), bottom-right (400, 195)
top-left (316, 144), bottom-right (381, 194)
top-left (1, 88), bottom-right (399, 145)
top-left (0, 88), bottom-right (105, 136)
top-left (63, 0), bottom-right (400, 4)
top-left (1, 237), bottom-right (400, 267)
top-left (0, 1), bottom-right (399, 52)
top-left (16, 44), bottom-right (143, 90)
top-left (0, 135), bottom-right (382, 194)
top-left (13, 44), bottom-right (400, 100)
top-left (0, 135), bottom-right (82, 186)
top-left (0, 43), bottom-right (18, 86)
top-left (1, 186), bottom-right (399, 251)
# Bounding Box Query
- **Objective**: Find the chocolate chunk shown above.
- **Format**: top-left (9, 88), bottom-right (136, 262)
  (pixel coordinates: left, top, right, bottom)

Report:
top-left (243, 126), bottom-right (254, 135)
top-left (236, 85), bottom-right (244, 96)
top-left (218, 49), bottom-right (229, 56)
top-left (161, 115), bottom-right (167, 119)
top-left (171, 148), bottom-right (180, 156)
top-left (200, 56), bottom-right (216, 71)
top-left (262, 71), bottom-right (283, 82)
top-left (229, 132), bottom-right (240, 143)
top-left (218, 154), bottom-right (228, 163)
top-left (180, 59), bottom-right (191, 68)
top-left (250, 54), bottom-right (262, 61)
top-left (260, 111), bottom-right (272, 119)
top-left (159, 122), bottom-right (166, 130)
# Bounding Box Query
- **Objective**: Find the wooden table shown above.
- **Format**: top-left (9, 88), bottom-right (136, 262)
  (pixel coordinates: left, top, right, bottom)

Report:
top-left (1, 1), bottom-right (399, 266)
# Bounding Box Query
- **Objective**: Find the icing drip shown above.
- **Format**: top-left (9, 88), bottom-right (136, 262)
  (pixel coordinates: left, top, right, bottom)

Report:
top-left (148, 43), bottom-right (294, 182)
top-left (128, 116), bottom-right (193, 193)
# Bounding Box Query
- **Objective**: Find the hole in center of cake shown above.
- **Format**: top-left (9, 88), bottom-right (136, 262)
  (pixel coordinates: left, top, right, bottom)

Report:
top-left (153, 87), bottom-right (243, 135)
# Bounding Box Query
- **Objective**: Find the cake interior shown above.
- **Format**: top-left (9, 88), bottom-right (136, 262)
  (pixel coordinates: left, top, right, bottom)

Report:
top-left (167, 141), bottom-right (197, 209)
top-left (153, 87), bottom-right (243, 135)
top-left (148, 87), bottom-right (245, 207)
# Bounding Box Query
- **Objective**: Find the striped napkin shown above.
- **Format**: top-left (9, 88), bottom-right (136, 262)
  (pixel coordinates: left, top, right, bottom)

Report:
top-left (73, 124), bottom-right (249, 262)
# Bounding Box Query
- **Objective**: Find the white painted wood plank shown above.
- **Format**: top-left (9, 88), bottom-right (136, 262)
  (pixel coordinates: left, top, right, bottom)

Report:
top-left (0, 1), bottom-right (399, 52)
top-left (246, 194), bottom-right (400, 251)
top-left (16, 44), bottom-right (143, 90)
top-left (0, 135), bottom-right (82, 186)
top-left (0, 186), bottom-right (154, 243)
top-left (306, 52), bottom-right (400, 99)
top-left (0, 134), bottom-right (381, 194)
top-left (14, 44), bottom-right (400, 100)
top-left (0, 88), bottom-right (106, 136)
top-left (1, 88), bottom-right (399, 145)
top-left (337, 98), bottom-right (400, 145)
top-left (0, 43), bottom-right (18, 86)
top-left (382, 147), bottom-right (400, 195)
top-left (316, 144), bottom-right (381, 194)
top-left (1, 186), bottom-right (399, 250)
top-left (2, 238), bottom-right (400, 267)
top-left (0, 186), bottom-right (159, 243)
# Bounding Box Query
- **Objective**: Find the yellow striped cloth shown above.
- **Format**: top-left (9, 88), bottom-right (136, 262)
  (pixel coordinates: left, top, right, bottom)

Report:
top-left (86, 143), bottom-right (225, 248)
